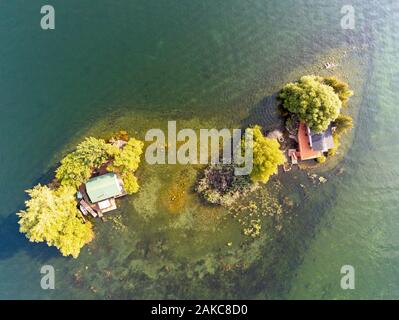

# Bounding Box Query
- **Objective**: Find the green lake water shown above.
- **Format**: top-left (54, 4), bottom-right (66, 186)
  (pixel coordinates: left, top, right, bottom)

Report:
top-left (0, 0), bottom-right (398, 299)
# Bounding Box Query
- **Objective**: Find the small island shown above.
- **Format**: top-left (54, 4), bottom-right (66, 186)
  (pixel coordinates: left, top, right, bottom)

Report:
top-left (17, 131), bottom-right (144, 258)
top-left (194, 75), bottom-right (354, 237)
top-left (279, 75), bottom-right (354, 167)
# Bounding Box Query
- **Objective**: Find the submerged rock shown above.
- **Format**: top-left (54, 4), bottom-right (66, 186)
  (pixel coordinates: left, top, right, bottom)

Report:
top-left (267, 129), bottom-right (284, 142)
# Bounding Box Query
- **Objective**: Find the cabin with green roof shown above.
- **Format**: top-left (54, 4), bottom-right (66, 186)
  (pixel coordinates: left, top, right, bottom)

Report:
top-left (78, 173), bottom-right (125, 217)
top-left (86, 173), bottom-right (123, 203)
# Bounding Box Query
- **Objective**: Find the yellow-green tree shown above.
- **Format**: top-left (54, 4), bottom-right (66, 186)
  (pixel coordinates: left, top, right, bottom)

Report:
top-left (108, 138), bottom-right (144, 194)
top-left (248, 126), bottom-right (286, 183)
top-left (120, 172), bottom-right (139, 194)
top-left (279, 75), bottom-right (343, 133)
top-left (323, 77), bottom-right (354, 106)
top-left (334, 114), bottom-right (353, 135)
top-left (17, 185), bottom-right (94, 258)
top-left (56, 137), bottom-right (116, 188)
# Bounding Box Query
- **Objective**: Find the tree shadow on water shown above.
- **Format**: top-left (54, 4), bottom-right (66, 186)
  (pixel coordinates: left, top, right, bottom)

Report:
top-left (0, 213), bottom-right (60, 262)
top-left (240, 92), bottom-right (285, 131)
top-left (0, 166), bottom-right (62, 262)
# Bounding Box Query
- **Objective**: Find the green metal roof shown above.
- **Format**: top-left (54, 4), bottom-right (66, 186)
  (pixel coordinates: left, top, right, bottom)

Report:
top-left (85, 173), bottom-right (122, 203)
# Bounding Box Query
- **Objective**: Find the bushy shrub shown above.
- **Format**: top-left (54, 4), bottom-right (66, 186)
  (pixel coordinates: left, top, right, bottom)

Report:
top-left (196, 164), bottom-right (256, 207)
top-left (316, 155), bottom-right (327, 163)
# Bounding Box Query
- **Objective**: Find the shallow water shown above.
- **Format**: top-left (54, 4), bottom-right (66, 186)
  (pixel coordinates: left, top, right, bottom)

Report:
top-left (0, 0), bottom-right (398, 299)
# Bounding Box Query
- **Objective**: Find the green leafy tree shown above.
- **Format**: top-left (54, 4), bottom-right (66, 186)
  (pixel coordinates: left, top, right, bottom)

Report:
top-left (323, 77), bottom-right (354, 106)
top-left (248, 126), bottom-right (286, 183)
top-left (328, 114), bottom-right (353, 157)
top-left (334, 114), bottom-right (353, 135)
top-left (111, 138), bottom-right (144, 172)
top-left (108, 138), bottom-right (144, 194)
top-left (17, 185), bottom-right (94, 258)
top-left (279, 75), bottom-right (343, 133)
top-left (56, 137), bottom-right (115, 188)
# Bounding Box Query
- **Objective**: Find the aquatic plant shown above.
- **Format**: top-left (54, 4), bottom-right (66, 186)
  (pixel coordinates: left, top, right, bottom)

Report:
top-left (17, 185), bottom-right (94, 258)
top-left (279, 75), bottom-right (343, 133)
top-left (249, 125), bottom-right (286, 184)
top-left (195, 126), bottom-right (285, 237)
top-left (229, 183), bottom-right (283, 236)
top-left (160, 185), bottom-right (188, 215)
top-left (196, 164), bottom-right (256, 207)
top-left (131, 175), bottom-right (162, 221)
top-left (243, 220), bottom-right (261, 238)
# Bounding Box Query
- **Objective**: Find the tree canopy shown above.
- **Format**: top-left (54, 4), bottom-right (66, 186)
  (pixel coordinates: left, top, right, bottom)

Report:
top-left (17, 185), bottom-right (94, 258)
top-left (120, 172), bottom-right (140, 194)
top-left (56, 137), bottom-right (116, 188)
top-left (109, 138), bottom-right (144, 173)
top-left (323, 77), bottom-right (354, 107)
top-left (279, 75), bottom-right (344, 133)
top-left (334, 114), bottom-right (353, 135)
top-left (107, 138), bottom-right (144, 194)
top-left (248, 126), bottom-right (286, 184)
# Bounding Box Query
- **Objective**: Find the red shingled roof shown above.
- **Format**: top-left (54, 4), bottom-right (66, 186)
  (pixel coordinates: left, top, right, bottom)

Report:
top-left (297, 122), bottom-right (322, 160)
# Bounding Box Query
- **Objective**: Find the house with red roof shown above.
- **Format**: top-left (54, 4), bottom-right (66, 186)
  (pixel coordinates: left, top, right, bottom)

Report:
top-left (294, 122), bottom-right (334, 161)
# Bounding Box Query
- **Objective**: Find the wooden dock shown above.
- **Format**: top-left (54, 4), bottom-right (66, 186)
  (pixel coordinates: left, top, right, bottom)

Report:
top-left (78, 186), bottom-right (105, 218)
top-left (77, 171), bottom-right (127, 219)
top-left (79, 199), bottom-right (98, 218)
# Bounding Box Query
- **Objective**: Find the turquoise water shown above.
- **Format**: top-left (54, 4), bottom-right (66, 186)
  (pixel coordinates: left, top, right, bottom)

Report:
top-left (0, 0), bottom-right (398, 299)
